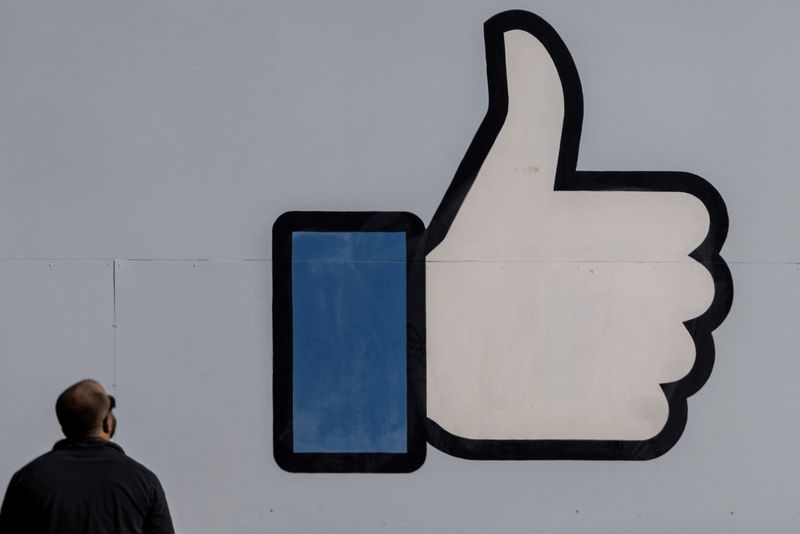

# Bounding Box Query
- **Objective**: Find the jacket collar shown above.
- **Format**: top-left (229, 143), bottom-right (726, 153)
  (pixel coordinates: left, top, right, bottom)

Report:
top-left (53, 438), bottom-right (125, 454)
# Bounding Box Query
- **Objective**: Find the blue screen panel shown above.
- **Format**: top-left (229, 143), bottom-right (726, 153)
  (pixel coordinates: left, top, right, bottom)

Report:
top-left (291, 232), bottom-right (407, 453)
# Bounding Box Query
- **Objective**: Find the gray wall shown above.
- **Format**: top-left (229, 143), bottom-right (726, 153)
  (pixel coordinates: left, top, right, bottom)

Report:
top-left (1, 1), bottom-right (798, 532)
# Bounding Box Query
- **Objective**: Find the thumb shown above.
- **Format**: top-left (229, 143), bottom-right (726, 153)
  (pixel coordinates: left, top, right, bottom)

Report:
top-left (426, 11), bottom-right (582, 253)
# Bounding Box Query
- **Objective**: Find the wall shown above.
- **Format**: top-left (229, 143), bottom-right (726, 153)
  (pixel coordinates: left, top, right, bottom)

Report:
top-left (1, 1), bottom-right (798, 532)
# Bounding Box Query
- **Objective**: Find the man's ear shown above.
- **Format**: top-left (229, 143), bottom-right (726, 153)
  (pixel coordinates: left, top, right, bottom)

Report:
top-left (101, 415), bottom-right (111, 435)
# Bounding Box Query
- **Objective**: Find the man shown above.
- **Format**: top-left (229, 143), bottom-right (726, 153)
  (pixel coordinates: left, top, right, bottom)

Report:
top-left (0, 379), bottom-right (174, 534)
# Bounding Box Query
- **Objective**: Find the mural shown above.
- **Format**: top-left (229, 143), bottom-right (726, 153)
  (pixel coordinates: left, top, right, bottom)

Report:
top-left (273, 10), bottom-right (732, 472)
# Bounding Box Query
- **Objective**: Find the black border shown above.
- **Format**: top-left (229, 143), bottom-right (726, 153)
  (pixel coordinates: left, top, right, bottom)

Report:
top-left (272, 211), bottom-right (427, 472)
top-left (423, 10), bottom-right (734, 460)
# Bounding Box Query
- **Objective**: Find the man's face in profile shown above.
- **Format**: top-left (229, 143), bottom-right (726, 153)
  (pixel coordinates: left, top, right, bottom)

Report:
top-left (107, 394), bottom-right (117, 439)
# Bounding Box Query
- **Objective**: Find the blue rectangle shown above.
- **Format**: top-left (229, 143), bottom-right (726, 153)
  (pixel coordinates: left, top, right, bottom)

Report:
top-left (291, 232), bottom-right (407, 453)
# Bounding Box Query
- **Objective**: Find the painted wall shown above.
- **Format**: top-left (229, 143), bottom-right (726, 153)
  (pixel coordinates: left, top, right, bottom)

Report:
top-left (1, 0), bottom-right (798, 532)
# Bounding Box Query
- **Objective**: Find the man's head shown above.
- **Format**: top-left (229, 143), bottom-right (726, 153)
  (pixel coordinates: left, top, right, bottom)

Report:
top-left (55, 379), bottom-right (116, 441)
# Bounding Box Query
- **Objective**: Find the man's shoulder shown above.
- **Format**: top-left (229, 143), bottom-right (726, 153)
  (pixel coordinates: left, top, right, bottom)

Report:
top-left (116, 450), bottom-right (161, 483)
top-left (16, 440), bottom-right (160, 485)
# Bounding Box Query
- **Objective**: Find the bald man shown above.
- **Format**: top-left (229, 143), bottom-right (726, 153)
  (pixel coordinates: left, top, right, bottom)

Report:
top-left (0, 379), bottom-right (174, 534)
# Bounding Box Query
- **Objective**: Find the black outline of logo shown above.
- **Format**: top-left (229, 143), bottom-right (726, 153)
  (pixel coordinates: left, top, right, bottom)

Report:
top-left (272, 10), bottom-right (733, 471)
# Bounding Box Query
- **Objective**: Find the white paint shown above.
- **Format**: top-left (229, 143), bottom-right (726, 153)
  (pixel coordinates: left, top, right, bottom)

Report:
top-left (426, 30), bottom-right (714, 440)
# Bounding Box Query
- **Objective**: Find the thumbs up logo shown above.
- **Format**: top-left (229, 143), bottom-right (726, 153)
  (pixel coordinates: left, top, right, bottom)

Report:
top-left (424, 10), bottom-right (732, 461)
top-left (272, 11), bottom-right (732, 472)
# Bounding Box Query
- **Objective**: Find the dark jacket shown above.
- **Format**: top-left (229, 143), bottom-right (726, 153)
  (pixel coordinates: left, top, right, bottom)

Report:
top-left (0, 439), bottom-right (174, 534)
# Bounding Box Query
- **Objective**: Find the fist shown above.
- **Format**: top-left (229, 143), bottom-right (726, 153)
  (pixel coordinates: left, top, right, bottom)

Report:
top-left (424, 11), bottom-right (732, 460)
